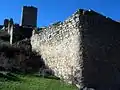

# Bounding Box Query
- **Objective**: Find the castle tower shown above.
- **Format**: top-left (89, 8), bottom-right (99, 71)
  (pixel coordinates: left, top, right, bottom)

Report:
top-left (20, 6), bottom-right (37, 27)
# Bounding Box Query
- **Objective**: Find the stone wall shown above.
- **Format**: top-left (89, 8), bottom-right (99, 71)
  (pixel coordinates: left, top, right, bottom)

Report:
top-left (31, 9), bottom-right (120, 89)
top-left (80, 10), bottom-right (120, 89)
top-left (31, 11), bottom-right (83, 85)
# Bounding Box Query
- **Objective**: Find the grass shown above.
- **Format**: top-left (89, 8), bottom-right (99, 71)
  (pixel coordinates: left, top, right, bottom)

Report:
top-left (0, 72), bottom-right (77, 90)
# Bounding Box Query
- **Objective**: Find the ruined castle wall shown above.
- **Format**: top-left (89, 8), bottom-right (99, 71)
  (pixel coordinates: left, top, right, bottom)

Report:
top-left (31, 9), bottom-right (120, 89)
top-left (31, 12), bottom-right (84, 85)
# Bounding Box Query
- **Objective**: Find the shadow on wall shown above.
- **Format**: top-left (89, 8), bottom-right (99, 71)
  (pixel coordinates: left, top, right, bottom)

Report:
top-left (80, 16), bottom-right (120, 89)
top-left (13, 26), bottom-right (33, 43)
top-left (0, 42), bottom-right (55, 77)
top-left (20, 53), bottom-right (46, 73)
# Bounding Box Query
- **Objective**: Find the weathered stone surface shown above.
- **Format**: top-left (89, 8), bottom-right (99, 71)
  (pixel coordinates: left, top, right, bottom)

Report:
top-left (31, 9), bottom-right (83, 88)
top-left (31, 10), bottom-right (83, 86)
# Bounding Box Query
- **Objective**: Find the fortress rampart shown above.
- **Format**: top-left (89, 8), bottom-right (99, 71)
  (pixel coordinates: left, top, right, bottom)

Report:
top-left (31, 9), bottom-right (120, 89)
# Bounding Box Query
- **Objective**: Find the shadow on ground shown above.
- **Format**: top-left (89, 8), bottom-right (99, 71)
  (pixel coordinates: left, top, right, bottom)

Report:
top-left (34, 74), bottom-right (60, 80)
top-left (0, 72), bottom-right (21, 81)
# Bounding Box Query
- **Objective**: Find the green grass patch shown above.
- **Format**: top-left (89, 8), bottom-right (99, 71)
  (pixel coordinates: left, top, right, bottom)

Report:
top-left (0, 72), bottom-right (77, 90)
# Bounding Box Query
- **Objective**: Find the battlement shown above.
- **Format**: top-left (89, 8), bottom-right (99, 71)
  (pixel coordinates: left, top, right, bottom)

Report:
top-left (23, 6), bottom-right (37, 9)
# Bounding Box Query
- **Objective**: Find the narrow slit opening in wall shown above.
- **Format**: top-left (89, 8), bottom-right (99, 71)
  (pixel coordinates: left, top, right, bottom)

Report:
top-left (56, 31), bottom-right (59, 34)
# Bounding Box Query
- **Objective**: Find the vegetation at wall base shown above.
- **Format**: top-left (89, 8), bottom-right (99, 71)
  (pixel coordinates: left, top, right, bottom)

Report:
top-left (0, 72), bottom-right (77, 90)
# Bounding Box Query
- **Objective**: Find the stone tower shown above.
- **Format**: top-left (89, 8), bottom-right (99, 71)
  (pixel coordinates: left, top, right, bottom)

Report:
top-left (20, 6), bottom-right (37, 27)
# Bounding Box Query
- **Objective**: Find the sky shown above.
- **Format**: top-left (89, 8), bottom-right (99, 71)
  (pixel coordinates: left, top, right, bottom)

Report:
top-left (0, 0), bottom-right (120, 27)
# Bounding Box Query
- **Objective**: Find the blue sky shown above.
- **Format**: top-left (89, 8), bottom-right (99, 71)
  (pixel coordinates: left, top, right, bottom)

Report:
top-left (0, 0), bottom-right (120, 27)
